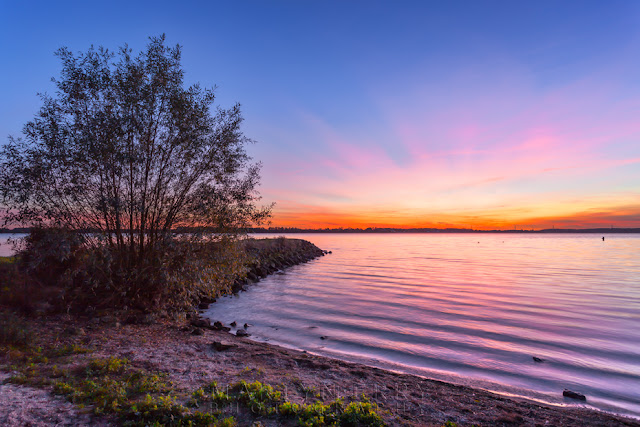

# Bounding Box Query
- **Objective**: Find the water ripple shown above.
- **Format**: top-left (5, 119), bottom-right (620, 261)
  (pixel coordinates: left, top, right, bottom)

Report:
top-left (205, 233), bottom-right (640, 418)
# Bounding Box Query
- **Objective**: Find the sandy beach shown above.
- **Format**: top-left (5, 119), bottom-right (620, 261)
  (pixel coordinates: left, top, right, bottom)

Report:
top-left (2, 313), bottom-right (638, 426)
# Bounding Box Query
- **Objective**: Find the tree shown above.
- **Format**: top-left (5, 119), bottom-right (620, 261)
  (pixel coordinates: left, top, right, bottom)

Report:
top-left (0, 35), bottom-right (271, 309)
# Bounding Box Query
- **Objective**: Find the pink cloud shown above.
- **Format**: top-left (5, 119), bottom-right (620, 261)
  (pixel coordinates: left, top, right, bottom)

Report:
top-left (255, 52), bottom-right (640, 228)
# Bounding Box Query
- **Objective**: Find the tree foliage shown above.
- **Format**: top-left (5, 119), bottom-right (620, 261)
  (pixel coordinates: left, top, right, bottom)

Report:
top-left (0, 35), bottom-right (271, 310)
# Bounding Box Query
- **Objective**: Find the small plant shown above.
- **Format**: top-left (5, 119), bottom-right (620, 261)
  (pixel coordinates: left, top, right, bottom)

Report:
top-left (278, 401), bottom-right (301, 416)
top-left (87, 357), bottom-right (128, 375)
top-left (212, 390), bottom-right (233, 404)
top-left (297, 400), bottom-right (334, 426)
top-left (340, 398), bottom-right (384, 427)
top-left (217, 417), bottom-right (237, 427)
top-left (124, 394), bottom-right (186, 425)
top-left (49, 344), bottom-right (91, 357)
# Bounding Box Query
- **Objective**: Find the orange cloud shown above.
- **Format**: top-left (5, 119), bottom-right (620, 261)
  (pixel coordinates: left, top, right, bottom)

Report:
top-left (268, 200), bottom-right (640, 230)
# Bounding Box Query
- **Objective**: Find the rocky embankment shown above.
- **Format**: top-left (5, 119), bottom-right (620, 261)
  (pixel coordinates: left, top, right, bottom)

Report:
top-left (194, 237), bottom-right (330, 310)
top-left (232, 238), bottom-right (330, 293)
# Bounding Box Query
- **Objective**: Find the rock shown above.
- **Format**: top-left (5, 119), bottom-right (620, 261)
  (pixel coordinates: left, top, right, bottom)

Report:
top-left (236, 329), bottom-right (250, 337)
top-left (213, 321), bottom-right (230, 332)
top-left (191, 318), bottom-right (210, 328)
top-left (563, 389), bottom-right (586, 401)
top-left (212, 341), bottom-right (237, 351)
top-left (496, 412), bottom-right (524, 424)
top-left (232, 281), bottom-right (244, 293)
top-left (533, 356), bottom-right (545, 363)
top-left (320, 336), bottom-right (328, 340)
top-left (243, 323), bottom-right (250, 329)
top-left (198, 302), bottom-right (210, 310)
top-left (230, 321), bottom-right (237, 327)
top-left (191, 328), bottom-right (204, 336)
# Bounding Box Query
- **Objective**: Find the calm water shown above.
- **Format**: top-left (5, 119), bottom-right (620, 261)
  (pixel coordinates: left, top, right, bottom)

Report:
top-left (0, 234), bottom-right (25, 257)
top-left (204, 233), bottom-right (640, 418)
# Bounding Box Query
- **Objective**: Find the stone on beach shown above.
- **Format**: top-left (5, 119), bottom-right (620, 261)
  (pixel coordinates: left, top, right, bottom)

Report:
top-left (212, 341), bottom-right (237, 351)
top-left (563, 389), bottom-right (587, 401)
top-left (190, 318), bottom-right (210, 328)
top-left (212, 321), bottom-right (231, 331)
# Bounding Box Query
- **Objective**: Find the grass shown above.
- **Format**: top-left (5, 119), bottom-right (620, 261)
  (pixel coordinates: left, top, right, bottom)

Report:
top-left (0, 300), bottom-right (385, 426)
top-left (2, 334), bottom-right (383, 426)
top-left (189, 380), bottom-right (385, 426)
top-left (0, 256), bottom-right (17, 264)
top-left (7, 352), bottom-right (235, 426)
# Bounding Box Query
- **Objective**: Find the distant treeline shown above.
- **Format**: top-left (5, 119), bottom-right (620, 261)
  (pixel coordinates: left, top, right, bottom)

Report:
top-left (246, 227), bottom-right (640, 234)
top-left (2, 226), bottom-right (640, 234)
top-left (0, 228), bottom-right (30, 234)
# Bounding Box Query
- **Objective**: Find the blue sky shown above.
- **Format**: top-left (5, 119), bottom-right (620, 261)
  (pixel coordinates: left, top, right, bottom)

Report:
top-left (2, 1), bottom-right (640, 228)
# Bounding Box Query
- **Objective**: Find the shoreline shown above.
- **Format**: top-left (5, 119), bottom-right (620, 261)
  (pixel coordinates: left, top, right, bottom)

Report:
top-left (2, 314), bottom-right (638, 426)
top-left (215, 331), bottom-right (640, 422)
top-left (2, 237), bottom-right (639, 425)
top-left (203, 237), bottom-right (640, 422)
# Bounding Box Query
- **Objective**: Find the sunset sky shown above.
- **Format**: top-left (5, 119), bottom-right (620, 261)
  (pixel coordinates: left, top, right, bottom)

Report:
top-left (2, 1), bottom-right (640, 229)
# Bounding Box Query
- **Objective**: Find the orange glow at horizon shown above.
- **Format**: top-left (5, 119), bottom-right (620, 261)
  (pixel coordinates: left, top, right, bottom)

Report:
top-left (250, 42), bottom-right (640, 231)
top-left (265, 202), bottom-right (640, 230)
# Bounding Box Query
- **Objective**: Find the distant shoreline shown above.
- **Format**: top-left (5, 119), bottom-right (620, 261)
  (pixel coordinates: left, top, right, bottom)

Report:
top-left (247, 227), bottom-right (640, 234)
top-left (2, 227), bottom-right (640, 234)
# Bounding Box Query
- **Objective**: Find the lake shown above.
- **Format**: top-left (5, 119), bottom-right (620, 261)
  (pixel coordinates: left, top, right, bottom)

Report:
top-left (0, 234), bottom-right (25, 257)
top-left (203, 233), bottom-right (640, 418)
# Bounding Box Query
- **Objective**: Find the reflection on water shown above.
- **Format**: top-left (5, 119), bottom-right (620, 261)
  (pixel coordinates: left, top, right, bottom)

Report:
top-left (0, 234), bottom-right (26, 257)
top-left (204, 233), bottom-right (640, 418)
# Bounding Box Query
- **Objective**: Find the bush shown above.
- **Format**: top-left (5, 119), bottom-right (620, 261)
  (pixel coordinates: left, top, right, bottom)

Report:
top-left (11, 227), bottom-right (250, 313)
top-left (0, 35), bottom-right (271, 314)
top-left (18, 227), bottom-right (83, 287)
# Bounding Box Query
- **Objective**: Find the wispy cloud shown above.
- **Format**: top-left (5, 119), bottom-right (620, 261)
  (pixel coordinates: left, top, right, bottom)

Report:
top-left (255, 48), bottom-right (640, 229)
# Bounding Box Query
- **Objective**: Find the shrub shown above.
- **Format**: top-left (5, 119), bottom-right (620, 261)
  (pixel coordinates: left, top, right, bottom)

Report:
top-left (0, 35), bottom-right (271, 313)
top-left (10, 228), bottom-right (250, 313)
